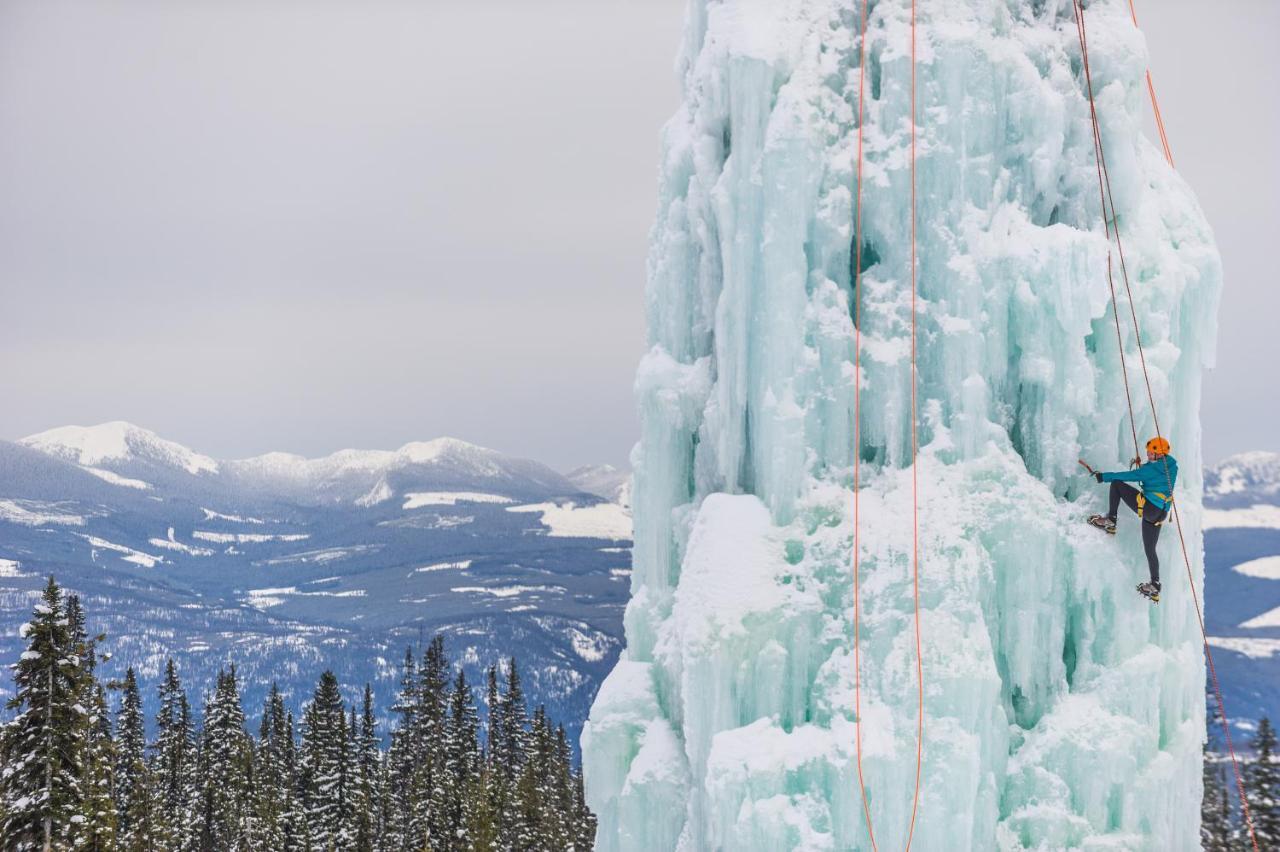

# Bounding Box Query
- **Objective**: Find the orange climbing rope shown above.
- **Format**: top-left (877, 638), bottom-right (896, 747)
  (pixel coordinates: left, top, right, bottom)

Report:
top-left (1125, 0), bottom-right (1175, 168)
top-left (850, 0), bottom-right (877, 846)
top-left (906, 0), bottom-right (925, 847)
top-left (1073, 3), bottom-right (1258, 849)
top-left (851, 0), bottom-right (925, 848)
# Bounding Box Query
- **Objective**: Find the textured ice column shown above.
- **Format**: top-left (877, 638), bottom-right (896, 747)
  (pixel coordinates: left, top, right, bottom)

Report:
top-left (583, 1), bottom-right (1220, 849)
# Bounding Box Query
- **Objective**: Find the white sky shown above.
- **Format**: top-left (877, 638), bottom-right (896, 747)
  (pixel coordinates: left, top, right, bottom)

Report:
top-left (0, 0), bottom-right (1273, 469)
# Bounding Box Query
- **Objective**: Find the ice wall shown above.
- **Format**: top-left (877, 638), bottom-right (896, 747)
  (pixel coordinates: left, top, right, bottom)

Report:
top-left (583, 0), bottom-right (1221, 849)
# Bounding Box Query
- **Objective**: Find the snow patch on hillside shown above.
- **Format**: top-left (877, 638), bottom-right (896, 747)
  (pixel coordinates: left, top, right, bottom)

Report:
top-left (201, 508), bottom-right (266, 525)
top-left (1241, 607), bottom-right (1280, 630)
top-left (452, 585), bottom-right (562, 598)
top-left (403, 492), bottom-right (514, 509)
top-left (1203, 505), bottom-right (1280, 529)
top-left (414, 560), bottom-right (473, 574)
top-left (149, 529), bottom-right (215, 557)
top-left (258, 545), bottom-right (381, 566)
top-left (0, 500), bottom-right (87, 527)
top-left (83, 467), bottom-right (150, 490)
top-left (244, 586), bottom-right (367, 610)
top-left (507, 502), bottom-right (632, 540)
top-left (78, 535), bottom-right (162, 568)
top-left (356, 479), bottom-right (394, 507)
top-left (1207, 637), bottom-right (1280, 660)
top-left (1232, 556), bottom-right (1280, 581)
top-left (193, 531), bottom-right (310, 544)
top-left (0, 559), bottom-right (31, 578)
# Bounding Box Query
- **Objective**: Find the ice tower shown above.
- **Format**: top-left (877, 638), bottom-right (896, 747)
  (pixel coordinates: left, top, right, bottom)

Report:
top-left (582, 0), bottom-right (1221, 849)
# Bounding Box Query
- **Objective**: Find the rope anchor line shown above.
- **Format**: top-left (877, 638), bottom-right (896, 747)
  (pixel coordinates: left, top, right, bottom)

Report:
top-left (851, 0), bottom-right (924, 849)
top-left (1073, 2), bottom-right (1257, 848)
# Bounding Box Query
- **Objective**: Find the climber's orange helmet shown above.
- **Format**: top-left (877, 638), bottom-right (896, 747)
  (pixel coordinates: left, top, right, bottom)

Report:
top-left (1146, 436), bottom-right (1171, 457)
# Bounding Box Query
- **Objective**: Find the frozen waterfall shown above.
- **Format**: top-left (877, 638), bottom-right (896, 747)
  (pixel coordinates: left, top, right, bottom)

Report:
top-left (582, 0), bottom-right (1221, 849)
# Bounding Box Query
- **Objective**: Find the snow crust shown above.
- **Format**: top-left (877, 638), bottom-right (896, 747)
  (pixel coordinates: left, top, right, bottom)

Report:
top-left (583, 2), bottom-right (1220, 849)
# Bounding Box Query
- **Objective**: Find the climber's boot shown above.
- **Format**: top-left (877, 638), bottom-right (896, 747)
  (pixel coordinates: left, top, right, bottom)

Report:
top-left (1088, 514), bottom-right (1117, 535)
top-left (1137, 581), bottom-right (1161, 604)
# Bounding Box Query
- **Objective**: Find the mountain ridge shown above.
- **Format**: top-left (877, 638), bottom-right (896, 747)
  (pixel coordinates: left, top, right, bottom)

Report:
top-left (1, 422), bottom-right (633, 747)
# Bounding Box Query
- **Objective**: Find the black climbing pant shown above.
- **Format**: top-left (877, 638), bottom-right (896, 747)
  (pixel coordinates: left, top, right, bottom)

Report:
top-left (1107, 481), bottom-right (1167, 585)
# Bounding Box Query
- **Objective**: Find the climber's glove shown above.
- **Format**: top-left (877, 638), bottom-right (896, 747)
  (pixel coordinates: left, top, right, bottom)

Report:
top-left (1094, 471), bottom-right (1104, 484)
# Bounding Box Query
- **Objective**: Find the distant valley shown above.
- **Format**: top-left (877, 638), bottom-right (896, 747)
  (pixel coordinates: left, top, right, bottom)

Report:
top-left (0, 422), bottom-right (633, 747)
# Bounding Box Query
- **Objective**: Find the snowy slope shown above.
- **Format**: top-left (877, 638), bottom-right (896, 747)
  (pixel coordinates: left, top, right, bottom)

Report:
top-left (0, 426), bottom-right (632, 746)
top-left (583, 1), bottom-right (1220, 849)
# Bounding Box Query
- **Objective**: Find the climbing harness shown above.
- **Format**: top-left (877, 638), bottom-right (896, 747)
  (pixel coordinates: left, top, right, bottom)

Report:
top-left (1072, 2), bottom-right (1259, 847)
top-left (1134, 491), bottom-right (1169, 525)
top-left (851, 0), bottom-right (925, 849)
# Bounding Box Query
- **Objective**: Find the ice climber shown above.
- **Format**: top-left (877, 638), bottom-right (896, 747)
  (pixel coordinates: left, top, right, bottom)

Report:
top-left (1085, 437), bottom-right (1178, 603)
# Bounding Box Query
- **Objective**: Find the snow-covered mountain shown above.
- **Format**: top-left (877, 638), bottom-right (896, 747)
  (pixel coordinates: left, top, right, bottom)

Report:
top-left (567, 464), bottom-right (632, 509)
top-left (1205, 450), bottom-right (1280, 509)
top-left (0, 422), bottom-right (633, 747)
top-left (21, 421), bottom-right (219, 475)
top-left (1203, 452), bottom-right (1280, 738)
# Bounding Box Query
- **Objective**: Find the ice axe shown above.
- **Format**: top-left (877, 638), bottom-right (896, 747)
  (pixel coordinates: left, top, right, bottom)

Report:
top-left (1078, 459), bottom-right (1098, 477)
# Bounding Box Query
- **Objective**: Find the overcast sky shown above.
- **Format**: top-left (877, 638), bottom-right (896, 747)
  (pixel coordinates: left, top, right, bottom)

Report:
top-left (0, 0), bottom-right (1273, 470)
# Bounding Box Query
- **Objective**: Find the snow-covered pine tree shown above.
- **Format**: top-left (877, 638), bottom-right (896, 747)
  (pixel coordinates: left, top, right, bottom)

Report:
top-left (499, 658), bottom-right (528, 783)
top-left (570, 766), bottom-right (596, 852)
top-left (115, 667), bottom-right (157, 849)
top-left (417, 635), bottom-right (451, 847)
top-left (431, 667), bottom-right (480, 851)
top-left (300, 670), bottom-right (350, 850)
top-left (69, 593), bottom-right (116, 852)
top-left (352, 683), bottom-right (379, 850)
top-left (465, 772), bottom-right (501, 852)
top-left (1246, 716), bottom-right (1280, 846)
top-left (1, 578), bottom-right (90, 850)
top-left (513, 706), bottom-right (548, 849)
top-left (485, 663), bottom-right (502, 769)
top-left (383, 648), bottom-right (418, 850)
top-left (250, 683), bottom-right (291, 849)
top-left (344, 705), bottom-right (360, 847)
top-left (74, 680), bottom-right (117, 850)
top-left (496, 657), bottom-right (529, 846)
top-left (278, 710), bottom-right (312, 852)
top-left (1201, 749), bottom-right (1232, 851)
top-left (195, 667), bottom-right (253, 848)
top-left (150, 658), bottom-right (197, 850)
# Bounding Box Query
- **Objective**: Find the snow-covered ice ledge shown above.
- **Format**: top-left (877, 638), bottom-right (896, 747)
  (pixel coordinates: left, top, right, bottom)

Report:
top-left (583, 1), bottom-right (1219, 849)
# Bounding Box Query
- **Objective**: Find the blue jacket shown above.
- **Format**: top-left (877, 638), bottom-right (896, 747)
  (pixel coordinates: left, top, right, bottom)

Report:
top-left (1101, 455), bottom-right (1179, 510)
